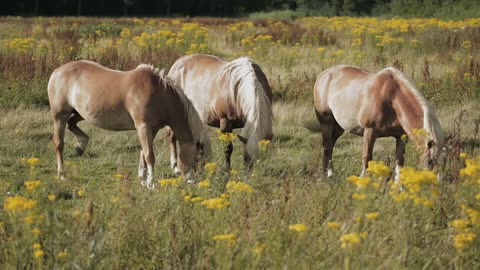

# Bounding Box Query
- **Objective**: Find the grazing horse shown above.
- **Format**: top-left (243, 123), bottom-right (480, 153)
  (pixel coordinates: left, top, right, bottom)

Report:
top-left (314, 65), bottom-right (444, 180)
top-left (48, 60), bottom-right (211, 188)
top-left (167, 54), bottom-right (273, 172)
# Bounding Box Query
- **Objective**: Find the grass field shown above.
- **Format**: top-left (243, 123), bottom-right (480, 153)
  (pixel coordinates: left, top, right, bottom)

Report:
top-left (1, 16), bottom-right (480, 269)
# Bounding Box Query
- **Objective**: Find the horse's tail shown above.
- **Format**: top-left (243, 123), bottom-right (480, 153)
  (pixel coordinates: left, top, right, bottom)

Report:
top-left (229, 57), bottom-right (273, 159)
top-left (389, 68), bottom-right (444, 147)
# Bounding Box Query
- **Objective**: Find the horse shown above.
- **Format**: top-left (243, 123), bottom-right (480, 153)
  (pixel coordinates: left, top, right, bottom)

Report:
top-left (167, 54), bottom-right (273, 172)
top-left (313, 65), bottom-right (444, 181)
top-left (47, 60), bottom-right (211, 189)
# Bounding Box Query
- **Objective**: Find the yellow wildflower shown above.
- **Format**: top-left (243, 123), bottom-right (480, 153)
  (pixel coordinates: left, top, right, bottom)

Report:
top-left (198, 179), bottom-right (210, 188)
top-left (366, 161), bottom-right (391, 177)
top-left (366, 212), bottom-right (379, 220)
top-left (205, 162), bottom-right (217, 175)
top-left (33, 243), bottom-right (42, 250)
top-left (24, 214), bottom-right (36, 224)
top-left (114, 173), bottom-right (123, 180)
top-left (289, 223), bottom-right (308, 233)
top-left (258, 139), bottom-right (271, 147)
top-left (48, 194), bottom-right (56, 201)
top-left (24, 180), bottom-right (41, 191)
top-left (57, 251), bottom-right (68, 258)
top-left (4, 196), bottom-right (37, 211)
top-left (340, 233), bottom-right (361, 249)
top-left (326, 222), bottom-right (342, 229)
top-left (34, 249), bottom-right (44, 258)
top-left (459, 152), bottom-right (468, 159)
top-left (451, 219), bottom-right (470, 230)
top-left (226, 181), bottom-right (254, 193)
top-left (27, 157), bottom-right (40, 167)
top-left (32, 228), bottom-right (41, 235)
top-left (190, 196), bottom-right (204, 203)
top-left (77, 190), bottom-right (85, 197)
top-left (253, 242), bottom-right (266, 254)
top-left (453, 232), bottom-right (476, 251)
top-left (352, 193), bottom-right (367, 200)
top-left (219, 132), bottom-right (235, 142)
top-left (201, 197), bottom-right (230, 209)
top-left (347, 175), bottom-right (371, 188)
top-left (159, 177), bottom-right (181, 187)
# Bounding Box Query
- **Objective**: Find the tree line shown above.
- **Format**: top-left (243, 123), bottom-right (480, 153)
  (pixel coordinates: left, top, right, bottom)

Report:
top-left (2, 0), bottom-right (479, 18)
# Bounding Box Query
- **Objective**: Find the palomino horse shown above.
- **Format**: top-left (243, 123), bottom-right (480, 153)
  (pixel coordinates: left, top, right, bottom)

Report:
top-left (48, 60), bottom-right (211, 188)
top-left (167, 54), bottom-right (273, 172)
top-left (314, 65), bottom-right (444, 180)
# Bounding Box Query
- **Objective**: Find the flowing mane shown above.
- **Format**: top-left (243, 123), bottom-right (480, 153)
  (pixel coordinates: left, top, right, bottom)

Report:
top-left (137, 64), bottom-right (211, 156)
top-left (223, 57), bottom-right (273, 158)
top-left (387, 67), bottom-right (445, 147)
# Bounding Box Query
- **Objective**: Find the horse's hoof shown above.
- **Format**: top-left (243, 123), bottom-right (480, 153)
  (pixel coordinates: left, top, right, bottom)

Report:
top-left (173, 166), bottom-right (181, 176)
top-left (75, 146), bottom-right (85, 156)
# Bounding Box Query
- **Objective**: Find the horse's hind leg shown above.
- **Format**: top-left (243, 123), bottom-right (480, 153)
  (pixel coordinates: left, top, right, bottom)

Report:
top-left (166, 127), bottom-right (181, 175)
top-left (52, 111), bottom-right (70, 180)
top-left (67, 111), bottom-right (89, 156)
top-left (136, 122), bottom-right (155, 189)
top-left (328, 121), bottom-right (345, 176)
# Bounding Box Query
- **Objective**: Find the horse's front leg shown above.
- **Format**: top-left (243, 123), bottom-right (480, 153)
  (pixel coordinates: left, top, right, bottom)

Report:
top-left (166, 127), bottom-right (180, 175)
top-left (394, 136), bottom-right (406, 183)
top-left (138, 150), bottom-right (147, 185)
top-left (220, 118), bottom-right (233, 171)
top-left (52, 112), bottom-right (69, 180)
top-left (361, 128), bottom-right (376, 177)
top-left (136, 123), bottom-right (155, 189)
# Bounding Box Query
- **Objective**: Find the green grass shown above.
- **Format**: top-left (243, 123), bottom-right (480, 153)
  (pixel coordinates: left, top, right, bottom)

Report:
top-left (0, 103), bottom-right (479, 269)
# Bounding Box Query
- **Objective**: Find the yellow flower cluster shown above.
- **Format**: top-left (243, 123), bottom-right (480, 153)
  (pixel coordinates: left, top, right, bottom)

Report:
top-left (366, 160), bottom-right (391, 178)
top-left (326, 222), bottom-right (342, 229)
top-left (201, 196), bottom-right (230, 209)
top-left (340, 231), bottom-right (368, 249)
top-left (4, 196), bottom-right (37, 212)
top-left (218, 132), bottom-right (235, 143)
top-left (197, 179), bottom-right (210, 188)
top-left (289, 223), bottom-right (308, 233)
top-left (158, 177), bottom-right (182, 187)
top-left (33, 242), bottom-right (44, 258)
top-left (24, 180), bottom-right (41, 191)
top-left (389, 167), bottom-right (437, 207)
top-left (205, 162), bottom-right (217, 175)
top-left (2, 37), bottom-right (36, 53)
top-left (226, 181), bottom-right (254, 193)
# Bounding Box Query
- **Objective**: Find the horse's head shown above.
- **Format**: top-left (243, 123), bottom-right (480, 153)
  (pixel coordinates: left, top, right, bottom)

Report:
top-left (177, 142), bottom-right (198, 180)
top-left (237, 133), bottom-right (273, 170)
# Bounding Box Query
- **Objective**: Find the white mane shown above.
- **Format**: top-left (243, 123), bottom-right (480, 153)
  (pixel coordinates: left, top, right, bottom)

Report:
top-left (223, 57), bottom-right (273, 159)
top-left (387, 67), bottom-right (444, 147)
top-left (137, 64), bottom-right (211, 158)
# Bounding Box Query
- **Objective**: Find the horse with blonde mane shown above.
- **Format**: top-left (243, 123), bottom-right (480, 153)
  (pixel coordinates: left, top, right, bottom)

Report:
top-left (167, 54), bottom-right (273, 171)
top-left (314, 65), bottom-right (444, 180)
top-left (48, 60), bottom-right (211, 189)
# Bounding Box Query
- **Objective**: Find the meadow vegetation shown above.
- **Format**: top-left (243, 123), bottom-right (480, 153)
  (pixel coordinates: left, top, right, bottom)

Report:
top-left (1, 16), bottom-right (480, 268)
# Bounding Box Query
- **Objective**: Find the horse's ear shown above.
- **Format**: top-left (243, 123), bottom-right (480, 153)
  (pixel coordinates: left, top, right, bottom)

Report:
top-left (237, 134), bottom-right (248, 144)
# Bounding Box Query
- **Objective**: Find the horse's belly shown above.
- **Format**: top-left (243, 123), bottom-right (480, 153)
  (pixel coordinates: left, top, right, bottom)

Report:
top-left (78, 108), bottom-right (135, 131)
top-left (331, 107), bottom-right (360, 132)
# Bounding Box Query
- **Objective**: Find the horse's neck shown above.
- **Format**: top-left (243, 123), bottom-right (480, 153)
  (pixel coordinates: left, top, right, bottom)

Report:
top-left (165, 92), bottom-right (195, 144)
top-left (392, 87), bottom-right (425, 146)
